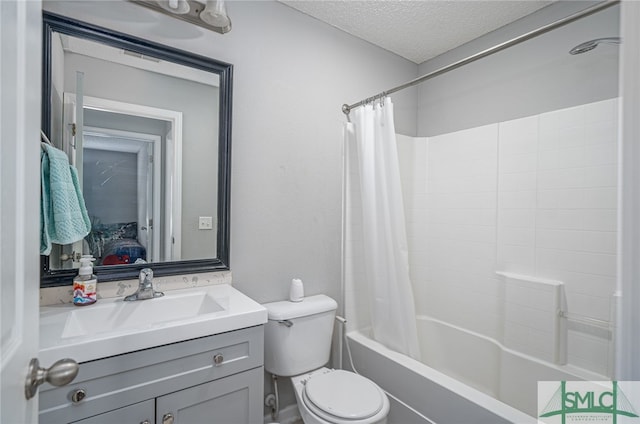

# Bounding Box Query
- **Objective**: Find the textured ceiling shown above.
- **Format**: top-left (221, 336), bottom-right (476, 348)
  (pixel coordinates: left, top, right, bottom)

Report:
top-left (279, 1), bottom-right (554, 64)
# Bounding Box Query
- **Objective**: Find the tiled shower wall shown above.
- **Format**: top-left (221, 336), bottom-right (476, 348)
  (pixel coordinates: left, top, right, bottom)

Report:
top-left (399, 98), bottom-right (618, 376)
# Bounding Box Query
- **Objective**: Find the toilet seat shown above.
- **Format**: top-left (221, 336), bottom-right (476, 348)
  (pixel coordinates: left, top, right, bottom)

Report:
top-left (302, 370), bottom-right (385, 423)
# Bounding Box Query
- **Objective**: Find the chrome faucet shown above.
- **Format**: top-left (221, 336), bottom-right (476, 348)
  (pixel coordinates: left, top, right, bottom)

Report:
top-left (124, 268), bottom-right (164, 301)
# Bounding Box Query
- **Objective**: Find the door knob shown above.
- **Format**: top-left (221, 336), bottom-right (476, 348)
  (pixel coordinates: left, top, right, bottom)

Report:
top-left (24, 358), bottom-right (79, 400)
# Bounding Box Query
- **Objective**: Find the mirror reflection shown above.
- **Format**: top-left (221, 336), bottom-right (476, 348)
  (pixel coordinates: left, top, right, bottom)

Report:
top-left (42, 12), bottom-right (232, 285)
top-left (49, 33), bottom-right (219, 270)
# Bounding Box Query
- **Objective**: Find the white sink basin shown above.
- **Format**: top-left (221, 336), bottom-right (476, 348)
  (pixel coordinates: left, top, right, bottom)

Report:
top-left (40, 284), bottom-right (267, 364)
top-left (61, 291), bottom-right (226, 338)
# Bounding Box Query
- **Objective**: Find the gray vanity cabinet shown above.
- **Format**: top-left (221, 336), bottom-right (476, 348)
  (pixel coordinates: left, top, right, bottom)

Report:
top-left (40, 325), bottom-right (264, 424)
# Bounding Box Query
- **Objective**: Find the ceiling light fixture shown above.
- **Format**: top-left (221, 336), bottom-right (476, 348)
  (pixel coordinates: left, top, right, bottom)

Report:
top-left (200, 0), bottom-right (230, 29)
top-left (131, 0), bottom-right (232, 34)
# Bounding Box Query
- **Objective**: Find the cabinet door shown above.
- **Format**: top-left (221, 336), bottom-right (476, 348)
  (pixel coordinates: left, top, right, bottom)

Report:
top-left (71, 399), bottom-right (154, 424)
top-left (156, 367), bottom-right (262, 424)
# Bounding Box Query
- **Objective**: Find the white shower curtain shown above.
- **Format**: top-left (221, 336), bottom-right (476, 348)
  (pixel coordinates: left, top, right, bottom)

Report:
top-left (344, 98), bottom-right (421, 360)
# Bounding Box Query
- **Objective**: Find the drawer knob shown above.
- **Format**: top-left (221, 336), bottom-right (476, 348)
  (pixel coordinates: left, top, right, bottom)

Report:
top-left (71, 388), bottom-right (86, 403)
top-left (141, 420), bottom-right (151, 424)
top-left (213, 354), bottom-right (224, 366)
top-left (162, 413), bottom-right (174, 424)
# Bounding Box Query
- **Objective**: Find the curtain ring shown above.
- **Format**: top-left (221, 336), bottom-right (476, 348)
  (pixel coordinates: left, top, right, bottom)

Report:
top-left (379, 92), bottom-right (387, 106)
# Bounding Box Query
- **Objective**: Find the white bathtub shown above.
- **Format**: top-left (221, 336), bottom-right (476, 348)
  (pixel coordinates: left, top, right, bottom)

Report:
top-left (346, 316), bottom-right (607, 424)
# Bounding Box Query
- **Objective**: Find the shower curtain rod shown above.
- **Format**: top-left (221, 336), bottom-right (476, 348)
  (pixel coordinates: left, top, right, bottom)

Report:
top-left (341, 0), bottom-right (619, 116)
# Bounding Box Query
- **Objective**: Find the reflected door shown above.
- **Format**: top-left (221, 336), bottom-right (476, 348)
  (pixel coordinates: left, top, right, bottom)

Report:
top-left (83, 128), bottom-right (161, 265)
top-left (54, 90), bottom-right (183, 271)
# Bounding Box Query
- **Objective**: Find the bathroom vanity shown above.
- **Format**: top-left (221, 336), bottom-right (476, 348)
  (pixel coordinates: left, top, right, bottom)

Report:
top-left (38, 284), bottom-right (267, 424)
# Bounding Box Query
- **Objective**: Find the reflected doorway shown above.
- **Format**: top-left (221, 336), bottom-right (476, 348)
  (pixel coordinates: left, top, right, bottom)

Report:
top-left (83, 127), bottom-right (160, 265)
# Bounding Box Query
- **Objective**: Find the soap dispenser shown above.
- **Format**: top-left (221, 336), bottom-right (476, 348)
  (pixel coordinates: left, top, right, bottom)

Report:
top-left (73, 255), bottom-right (97, 306)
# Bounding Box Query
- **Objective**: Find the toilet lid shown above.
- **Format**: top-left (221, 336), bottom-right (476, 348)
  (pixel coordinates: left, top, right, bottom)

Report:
top-left (303, 370), bottom-right (383, 420)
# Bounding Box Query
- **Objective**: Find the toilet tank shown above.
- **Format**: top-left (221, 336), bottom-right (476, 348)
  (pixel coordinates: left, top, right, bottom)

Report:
top-left (263, 294), bottom-right (338, 377)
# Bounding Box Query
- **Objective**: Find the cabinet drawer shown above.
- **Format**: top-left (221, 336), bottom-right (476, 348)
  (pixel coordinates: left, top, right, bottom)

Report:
top-left (40, 325), bottom-right (263, 424)
top-left (71, 400), bottom-right (154, 424)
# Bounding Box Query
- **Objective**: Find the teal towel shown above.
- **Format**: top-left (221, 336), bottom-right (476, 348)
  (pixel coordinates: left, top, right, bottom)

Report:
top-left (40, 143), bottom-right (91, 255)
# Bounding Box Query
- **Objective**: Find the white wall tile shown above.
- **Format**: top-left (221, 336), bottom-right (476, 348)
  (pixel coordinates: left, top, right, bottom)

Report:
top-left (537, 168), bottom-right (585, 190)
top-left (580, 187), bottom-right (617, 209)
top-left (540, 104), bottom-right (584, 130)
top-left (404, 99), bottom-right (618, 375)
top-left (584, 122), bottom-right (618, 146)
top-left (498, 227), bottom-right (535, 246)
top-left (499, 191), bottom-right (537, 209)
top-left (583, 143), bottom-right (618, 166)
top-left (567, 331), bottom-right (611, 376)
top-left (536, 229), bottom-right (581, 251)
top-left (499, 115), bottom-right (538, 149)
top-left (579, 231), bottom-right (617, 255)
top-left (500, 153), bottom-right (538, 173)
top-left (536, 209), bottom-right (583, 230)
top-left (581, 165), bottom-right (617, 188)
top-left (538, 189), bottom-right (587, 209)
top-left (499, 208), bottom-right (536, 228)
top-left (536, 248), bottom-right (578, 272)
top-left (583, 98), bottom-right (618, 124)
top-left (538, 147), bottom-right (586, 170)
top-left (566, 292), bottom-right (611, 322)
top-left (499, 172), bottom-right (537, 192)
top-left (540, 126), bottom-right (586, 151)
top-left (581, 209), bottom-right (617, 231)
top-left (561, 272), bottom-right (616, 297)
top-left (496, 245), bottom-right (535, 274)
top-left (574, 252), bottom-right (617, 277)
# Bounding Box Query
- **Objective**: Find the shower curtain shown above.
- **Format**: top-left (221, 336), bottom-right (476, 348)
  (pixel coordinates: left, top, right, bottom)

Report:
top-left (344, 98), bottom-right (421, 360)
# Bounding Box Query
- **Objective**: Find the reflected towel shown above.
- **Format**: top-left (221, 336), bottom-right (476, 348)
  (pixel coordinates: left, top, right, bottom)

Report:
top-left (40, 143), bottom-right (91, 255)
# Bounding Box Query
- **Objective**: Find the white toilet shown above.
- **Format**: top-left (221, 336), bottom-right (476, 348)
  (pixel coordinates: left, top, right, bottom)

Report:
top-left (263, 295), bottom-right (390, 424)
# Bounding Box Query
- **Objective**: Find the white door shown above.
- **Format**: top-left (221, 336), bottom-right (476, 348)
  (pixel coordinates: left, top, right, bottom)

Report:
top-left (0, 0), bottom-right (42, 423)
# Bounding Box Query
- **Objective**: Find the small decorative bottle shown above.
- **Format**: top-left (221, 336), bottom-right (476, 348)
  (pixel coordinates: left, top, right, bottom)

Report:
top-left (73, 255), bottom-right (97, 306)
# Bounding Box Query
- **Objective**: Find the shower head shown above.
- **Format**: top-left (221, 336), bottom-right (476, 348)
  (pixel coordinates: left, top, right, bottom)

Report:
top-left (569, 37), bottom-right (621, 55)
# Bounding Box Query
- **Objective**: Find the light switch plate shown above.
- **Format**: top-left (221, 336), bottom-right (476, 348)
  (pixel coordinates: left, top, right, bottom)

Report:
top-left (198, 216), bottom-right (213, 230)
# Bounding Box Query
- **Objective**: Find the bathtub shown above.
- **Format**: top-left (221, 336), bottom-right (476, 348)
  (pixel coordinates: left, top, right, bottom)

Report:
top-left (345, 315), bottom-right (608, 424)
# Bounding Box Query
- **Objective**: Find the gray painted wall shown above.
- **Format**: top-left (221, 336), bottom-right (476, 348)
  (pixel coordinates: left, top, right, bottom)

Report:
top-left (416, 1), bottom-right (620, 136)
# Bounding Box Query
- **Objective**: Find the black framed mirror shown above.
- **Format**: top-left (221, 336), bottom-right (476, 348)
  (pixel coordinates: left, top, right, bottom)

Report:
top-left (41, 11), bottom-right (232, 286)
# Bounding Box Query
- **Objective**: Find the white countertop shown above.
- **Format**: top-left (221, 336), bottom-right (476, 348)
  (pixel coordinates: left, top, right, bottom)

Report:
top-left (39, 284), bottom-right (267, 365)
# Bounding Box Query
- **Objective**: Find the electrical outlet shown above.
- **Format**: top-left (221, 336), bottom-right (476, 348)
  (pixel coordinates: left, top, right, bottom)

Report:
top-left (198, 216), bottom-right (213, 230)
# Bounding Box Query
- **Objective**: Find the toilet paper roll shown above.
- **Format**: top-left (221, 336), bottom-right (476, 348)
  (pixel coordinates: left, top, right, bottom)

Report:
top-left (289, 278), bottom-right (304, 302)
